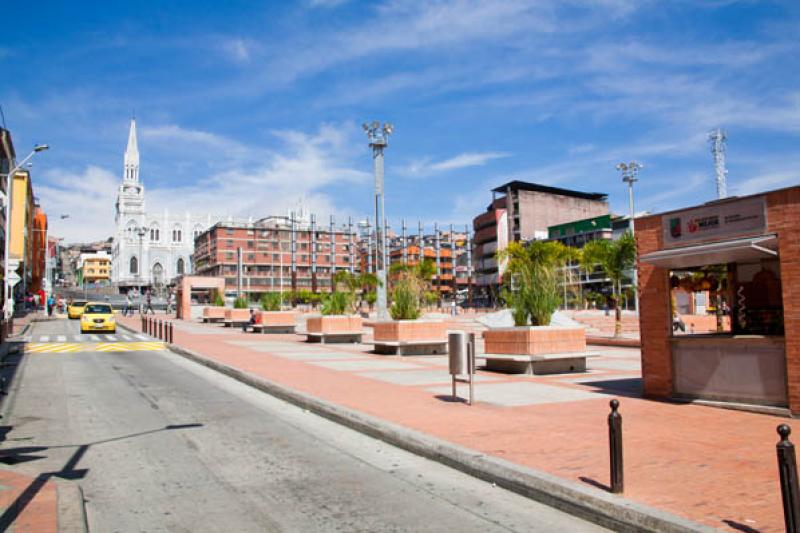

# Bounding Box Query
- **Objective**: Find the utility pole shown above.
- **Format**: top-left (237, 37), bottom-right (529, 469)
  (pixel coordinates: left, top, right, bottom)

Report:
top-left (364, 121), bottom-right (393, 321)
top-left (615, 161), bottom-right (642, 313)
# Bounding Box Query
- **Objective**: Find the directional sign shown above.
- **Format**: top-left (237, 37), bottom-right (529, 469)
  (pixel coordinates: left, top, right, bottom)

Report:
top-left (7, 271), bottom-right (21, 287)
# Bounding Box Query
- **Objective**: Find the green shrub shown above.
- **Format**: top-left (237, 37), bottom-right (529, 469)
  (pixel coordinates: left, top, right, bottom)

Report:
top-left (233, 296), bottom-right (249, 309)
top-left (212, 290), bottom-right (225, 307)
top-left (260, 292), bottom-right (281, 311)
top-left (321, 291), bottom-right (350, 316)
top-left (390, 280), bottom-right (421, 320)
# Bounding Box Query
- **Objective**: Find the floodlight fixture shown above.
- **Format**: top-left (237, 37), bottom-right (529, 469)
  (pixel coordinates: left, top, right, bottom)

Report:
top-left (34, 144), bottom-right (49, 152)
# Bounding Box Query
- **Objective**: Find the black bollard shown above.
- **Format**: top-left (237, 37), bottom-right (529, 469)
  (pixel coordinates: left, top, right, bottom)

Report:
top-left (141, 315), bottom-right (145, 332)
top-left (777, 424), bottom-right (800, 532)
top-left (608, 399), bottom-right (624, 494)
top-left (158, 320), bottom-right (163, 340)
top-left (168, 322), bottom-right (174, 343)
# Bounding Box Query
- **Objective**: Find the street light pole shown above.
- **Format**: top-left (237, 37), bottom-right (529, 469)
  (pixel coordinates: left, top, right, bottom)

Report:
top-left (363, 121), bottom-right (393, 321)
top-left (615, 161), bottom-right (642, 314)
top-left (2, 143), bottom-right (49, 320)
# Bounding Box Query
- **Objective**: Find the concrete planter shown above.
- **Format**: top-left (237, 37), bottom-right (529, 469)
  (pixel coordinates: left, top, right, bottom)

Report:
top-left (224, 308), bottom-right (252, 324)
top-left (369, 319), bottom-right (449, 355)
top-left (256, 311), bottom-right (297, 327)
top-left (306, 315), bottom-right (363, 334)
top-left (483, 326), bottom-right (586, 355)
top-left (202, 306), bottom-right (226, 322)
top-left (371, 320), bottom-right (447, 342)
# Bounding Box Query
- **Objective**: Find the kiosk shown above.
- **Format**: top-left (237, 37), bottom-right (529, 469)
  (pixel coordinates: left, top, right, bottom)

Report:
top-left (636, 187), bottom-right (799, 413)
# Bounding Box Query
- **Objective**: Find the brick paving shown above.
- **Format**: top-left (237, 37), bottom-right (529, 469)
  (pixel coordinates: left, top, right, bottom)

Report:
top-left (0, 470), bottom-right (58, 533)
top-left (120, 313), bottom-right (787, 532)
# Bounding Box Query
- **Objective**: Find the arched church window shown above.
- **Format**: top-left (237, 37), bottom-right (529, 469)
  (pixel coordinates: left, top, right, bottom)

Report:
top-left (150, 224), bottom-right (160, 242)
top-left (130, 256), bottom-right (138, 274)
top-left (173, 224), bottom-right (183, 243)
top-left (177, 258), bottom-right (185, 275)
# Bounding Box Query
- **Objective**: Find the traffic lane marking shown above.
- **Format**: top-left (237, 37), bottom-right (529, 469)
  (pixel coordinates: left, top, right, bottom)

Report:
top-left (25, 342), bottom-right (166, 353)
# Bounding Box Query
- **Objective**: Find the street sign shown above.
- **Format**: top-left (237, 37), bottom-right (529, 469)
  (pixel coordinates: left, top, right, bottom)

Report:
top-left (7, 271), bottom-right (21, 287)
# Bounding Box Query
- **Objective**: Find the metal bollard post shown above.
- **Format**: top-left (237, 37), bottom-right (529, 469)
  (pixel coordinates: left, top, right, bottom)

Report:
top-left (158, 320), bottom-right (163, 340)
top-left (168, 322), bottom-right (173, 343)
top-left (141, 315), bottom-right (145, 332)
top-left (146, 317), bottom-right (150, 335)
top-left (608, 399), bottom-right (624, 493)
top-left (777, 424), bottom-right (800, 532)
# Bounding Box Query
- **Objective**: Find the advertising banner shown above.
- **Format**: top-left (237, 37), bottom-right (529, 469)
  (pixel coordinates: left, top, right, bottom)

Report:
top-left (662, 196), bottom-right (766, 248)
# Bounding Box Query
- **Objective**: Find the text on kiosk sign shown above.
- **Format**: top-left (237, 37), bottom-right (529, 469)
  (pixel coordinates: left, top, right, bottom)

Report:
top-left (661, 196), bottom-right (766, 248)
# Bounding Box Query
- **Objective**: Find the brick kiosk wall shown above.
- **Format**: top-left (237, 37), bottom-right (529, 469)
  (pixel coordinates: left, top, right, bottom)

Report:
top-left (766, 188), bottom-right (800, 413)
top-left (635, 214), bottom-right (672, 398)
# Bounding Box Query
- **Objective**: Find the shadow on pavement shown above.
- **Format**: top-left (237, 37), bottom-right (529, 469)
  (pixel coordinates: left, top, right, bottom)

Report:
top-left (0, 423), bottom-right (204, 530)
top-left (581, 377), bottom-right (642, 398)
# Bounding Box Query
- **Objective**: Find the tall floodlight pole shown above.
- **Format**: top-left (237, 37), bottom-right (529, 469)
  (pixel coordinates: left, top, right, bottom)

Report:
top-left (2, 143), bottom-right (49, 320)
top-left (364, 121), bottom-right (393, 320)
top-left (616, 161), bottom-right (642, 313)
top-left (401, 219), bottom-right (407, 264)
top-left (708, 128), bottom-right (728, 199)
top-left (348, 216), bottom-right (354, 273)
top-left (465, 224), bottom-right (473, 306)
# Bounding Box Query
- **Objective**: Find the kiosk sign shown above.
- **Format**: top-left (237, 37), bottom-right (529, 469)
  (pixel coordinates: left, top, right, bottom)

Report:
top-left (662, 196), bottom-right (766, 248)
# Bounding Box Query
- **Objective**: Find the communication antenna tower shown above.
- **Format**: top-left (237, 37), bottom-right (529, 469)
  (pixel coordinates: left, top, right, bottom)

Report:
top-left (708, 128), bottom-right (728, 199)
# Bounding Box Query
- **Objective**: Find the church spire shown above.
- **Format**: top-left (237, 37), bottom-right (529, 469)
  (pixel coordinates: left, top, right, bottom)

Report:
top-left (124, 118), bottom-right (140, 182)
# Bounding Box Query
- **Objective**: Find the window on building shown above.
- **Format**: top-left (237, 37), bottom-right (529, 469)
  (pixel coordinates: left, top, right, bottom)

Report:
top-left (177, 258), bottom-right (185, 275)
top-left (150, 227), bottom-right (160, 242)
top-left (130, 256), bottom-right (138, 274)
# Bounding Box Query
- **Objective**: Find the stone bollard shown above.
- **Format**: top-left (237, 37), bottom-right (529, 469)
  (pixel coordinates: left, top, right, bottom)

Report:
top-left (777, 424), bottom-right (800, 532)
top-left (608, 399), bottom-right (624, 494)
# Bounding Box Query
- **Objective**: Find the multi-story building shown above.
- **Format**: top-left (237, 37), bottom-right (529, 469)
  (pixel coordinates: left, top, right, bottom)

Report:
top-left (0, 128), bottom-right (14, 319)
top-left (30, 202), bottom-right (48, 294)
top-left (192, 213), bottom-right (359, 298)
top-left (112, 118), bottom-right (218, 293)
top-left (472, 181), bottom-right (609, 305)
top-left (78, 251), bottom-right (112, 286)
top-left (9, 169), bottom-right (35, 298)
top-left (58, 240), bottom-right (113, 288)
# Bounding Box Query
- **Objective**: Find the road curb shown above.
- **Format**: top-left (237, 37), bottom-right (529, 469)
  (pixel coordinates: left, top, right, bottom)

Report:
top-left (163, 340), bottom-right (718, 533)
top-left (56, 479), bottom-right (88, 533)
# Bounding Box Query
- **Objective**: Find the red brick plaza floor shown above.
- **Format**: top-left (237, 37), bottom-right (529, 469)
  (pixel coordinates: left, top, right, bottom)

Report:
top-left (0, 469), bottom-right (58, 533)
top-left (122, 314), bottom-right (787, 532)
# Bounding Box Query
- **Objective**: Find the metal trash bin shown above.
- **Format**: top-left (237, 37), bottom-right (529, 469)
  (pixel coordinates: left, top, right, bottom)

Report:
top-left (449, 331), bottom-right (469, 375)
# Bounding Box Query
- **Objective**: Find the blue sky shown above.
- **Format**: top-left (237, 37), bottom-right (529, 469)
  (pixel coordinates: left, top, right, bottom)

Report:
top-left (2, 0), bottom-right (799, 242)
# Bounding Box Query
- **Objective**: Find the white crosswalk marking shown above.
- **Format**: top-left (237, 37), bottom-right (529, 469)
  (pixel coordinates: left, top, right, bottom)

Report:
top-left (39, 335), bottom-right (50, 342)
top-left (90, 335), bottom-right (100, 342)
top-left (121, 334), bottom-right (133, 341)
top-left (73, 335), bottom-right (83, 341)
top-left (134, 334), bottom-right (149, 341)
top-left (106, 335), bottom-right (117, 341)
top-left (56, 335), bottom-right (66, 342)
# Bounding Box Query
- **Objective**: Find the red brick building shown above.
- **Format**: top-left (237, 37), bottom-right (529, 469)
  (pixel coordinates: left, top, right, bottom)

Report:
top-left (193, 215), bottom-right (359, 298)
top-left (636, 187), bottom-right (799, 414)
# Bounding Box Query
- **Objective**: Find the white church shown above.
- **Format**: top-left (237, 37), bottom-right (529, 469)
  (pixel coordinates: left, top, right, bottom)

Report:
top-left (112, 119), bottom-right (218, 292)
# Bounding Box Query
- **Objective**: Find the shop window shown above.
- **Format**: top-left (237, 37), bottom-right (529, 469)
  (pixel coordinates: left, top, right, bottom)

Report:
top-left (670, 259), bottom-right (783, 336)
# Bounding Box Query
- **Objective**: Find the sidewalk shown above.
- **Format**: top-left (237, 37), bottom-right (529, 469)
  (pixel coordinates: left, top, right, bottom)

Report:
top-left (119, 314), bottom-right (786, 532)
top-left (0, 469), bottom-right (58, 532)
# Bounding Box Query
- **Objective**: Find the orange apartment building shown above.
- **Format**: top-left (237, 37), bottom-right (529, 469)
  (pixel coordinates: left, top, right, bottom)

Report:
top-left (193, 215), bottom-right (359, 297)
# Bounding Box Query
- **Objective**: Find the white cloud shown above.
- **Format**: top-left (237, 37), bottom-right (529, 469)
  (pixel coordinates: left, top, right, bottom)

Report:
top-left (731, 172), bottom-right (800, 197)
top-left (403, 151), bottom-right (510, 177)
top-left (36, 166), bottom-right (120, 243)
top-left (221, 38), bottom-right (252, 63)
top-left (41, 123), bottom-right (372, 243)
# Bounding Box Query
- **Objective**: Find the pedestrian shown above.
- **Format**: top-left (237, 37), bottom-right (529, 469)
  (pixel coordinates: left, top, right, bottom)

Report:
top-left (33, 292), bottom-right (41, 311)
top-left (242, 308), bottom-right (256, 333)
top-left (143, 290), bottom-right (154, 315)
top-left (47, 295), bottom-right (55, 317)
top-left (57, 295), bottom-right (65, 314)
top-left (166, 291), bottom-right (174, 315)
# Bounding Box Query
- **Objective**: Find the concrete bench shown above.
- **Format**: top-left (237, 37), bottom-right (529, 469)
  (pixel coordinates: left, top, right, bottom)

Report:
top-left (368, 339), bottom-right (448, 356)
top-left (251, 323), bottom-right (296, 334)
top-left (303, 331), bottom-right (363, 344)
top-left (223, 319), bottom-right (251, 328)
top-left (484, 351), bottom-right (600, 375)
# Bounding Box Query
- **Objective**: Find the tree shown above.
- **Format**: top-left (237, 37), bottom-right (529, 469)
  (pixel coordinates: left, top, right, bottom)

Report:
top-left (580, 232), bottom-right (637, 337)
top-left (497, 240), bottom-right (572, 326)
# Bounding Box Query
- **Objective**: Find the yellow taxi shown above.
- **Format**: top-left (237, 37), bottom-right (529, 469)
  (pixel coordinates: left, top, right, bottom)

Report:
top-left (80, 302), bottom-right (116, 334)
top-left (67, 300), bottom-right (88, 319)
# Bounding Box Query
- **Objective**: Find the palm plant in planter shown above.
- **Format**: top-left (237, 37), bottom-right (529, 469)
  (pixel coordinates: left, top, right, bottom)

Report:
top-left (306, 271), bottom-right (362, 336)
top-left (260, 292), bottom-right (281, 311)
top-left (497, 240), bottom-right (572, 326)
top-left (580, 231), bottom-right (636, 337)
top-left (484, 240), bottom-right (585, 360)
top-left (369, 260), bottom-right (447, 354)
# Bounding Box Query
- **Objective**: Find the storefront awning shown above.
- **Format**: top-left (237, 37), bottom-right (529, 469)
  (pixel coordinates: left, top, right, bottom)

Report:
top-left (640, 234), bottom-right (778, 269)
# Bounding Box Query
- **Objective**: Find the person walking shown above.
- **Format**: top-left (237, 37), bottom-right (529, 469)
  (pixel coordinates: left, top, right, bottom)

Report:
top-left (143, 289), bottom-right (154, 315)
top-left (166, 291), bottom-right (174, 315)
top-left (47, 295), bottom-right (55, 316)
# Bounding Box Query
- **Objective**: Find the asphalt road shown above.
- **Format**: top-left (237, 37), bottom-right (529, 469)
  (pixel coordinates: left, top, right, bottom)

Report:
top-left (2, 318), bottom-right (607, 532)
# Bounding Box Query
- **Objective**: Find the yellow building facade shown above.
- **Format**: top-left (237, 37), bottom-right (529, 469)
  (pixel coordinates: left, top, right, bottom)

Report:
top-left (81, 254), bottom-right (111, 283)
